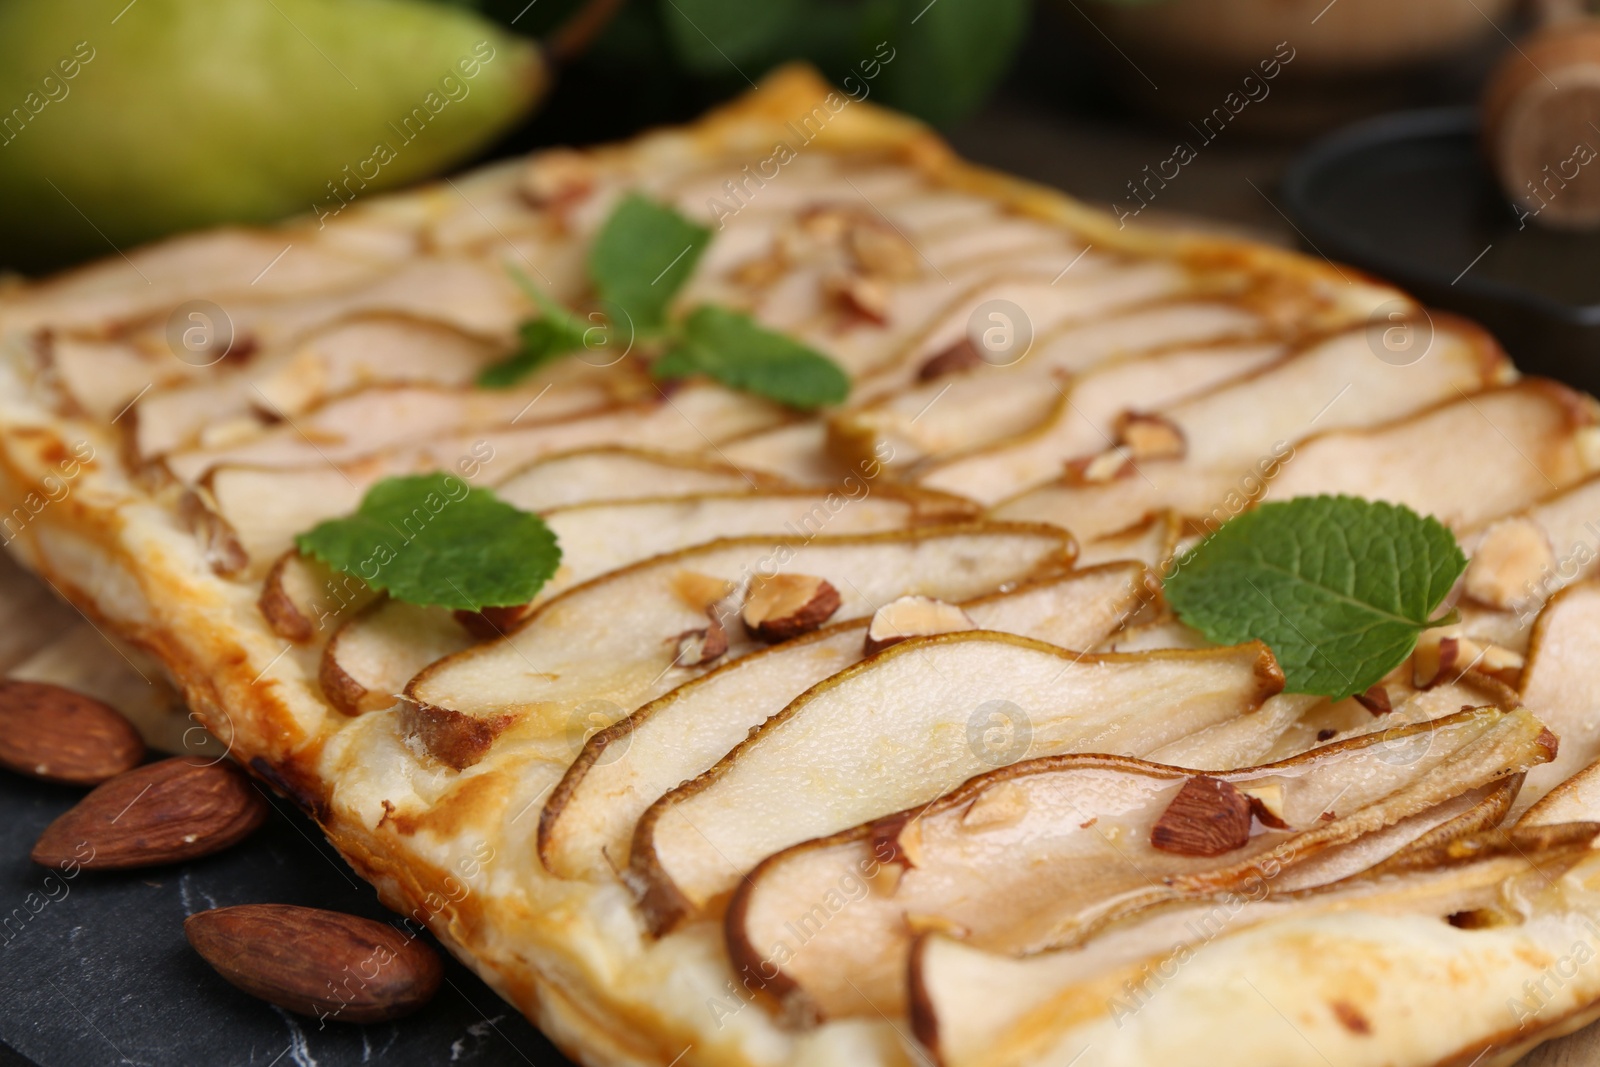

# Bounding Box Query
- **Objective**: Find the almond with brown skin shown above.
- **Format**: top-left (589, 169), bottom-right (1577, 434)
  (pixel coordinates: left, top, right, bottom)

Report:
top-left (917, 337), bottom-right (983, 381)
top-left (0, 680), bottom-right (144, 786)
top-left (31, 757), bottom-right (268, 869)
top-left (186, 904), bottom-right (442, 1023)
top-left (1149, 775), bottom-right (1253, 857)
top-left (742, 574), bottom-right (841, 642)
top-left (673, 608), bottom-right (729, 668)
top-left (1353, 684), bottom-right (1393, 716)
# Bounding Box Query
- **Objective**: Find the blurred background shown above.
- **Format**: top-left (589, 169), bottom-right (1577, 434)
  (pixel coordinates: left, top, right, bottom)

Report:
top-left (0, 0), bottom-right (1568, 270)
top-left (7, 0), bottom-right (1598, 384)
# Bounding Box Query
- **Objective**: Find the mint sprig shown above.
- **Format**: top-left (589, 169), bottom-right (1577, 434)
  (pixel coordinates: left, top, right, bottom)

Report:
top-left (296, 474), bottom-right (561, 611)
top-left (590, 193), bottom-right (712, 332)
top-left (478, 269), bottom-right (596, 388)
top-left (478, 195), bottom-right (849, 410)
top-left (1163, 496), bottom-right (1466, 699)
top-left (655, 306), bottom-right (850, 411)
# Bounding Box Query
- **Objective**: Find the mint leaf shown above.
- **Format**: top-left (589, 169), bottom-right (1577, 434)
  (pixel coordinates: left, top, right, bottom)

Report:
top-left (479, 268), bottom-right (591, 388)
top-left (296, 474), bottom-right (561, 611)
top-left (654, 305), bottom-right (849, 410)
top-left (1163, 496), bottom-right (1467, 699)
top-left (590, 193), bottom-right (710, 331)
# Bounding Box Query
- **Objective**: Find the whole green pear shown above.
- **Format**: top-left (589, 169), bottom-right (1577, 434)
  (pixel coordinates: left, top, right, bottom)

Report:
top-left (0, 0), bottom-right (547, 271)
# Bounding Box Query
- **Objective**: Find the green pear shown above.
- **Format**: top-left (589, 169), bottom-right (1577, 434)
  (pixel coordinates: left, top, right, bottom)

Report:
top-left (0, 0), bottom-right (547, 271)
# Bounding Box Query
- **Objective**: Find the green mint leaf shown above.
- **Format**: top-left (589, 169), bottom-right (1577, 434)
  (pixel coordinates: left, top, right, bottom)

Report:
top-left (295, 474), bottom-right (561, 611)
top-left (653, 305), bottom-right (850, 410)
top-left (590, 193), bottom-right (710, 331)
top-left (1163, 495), bottom-right (1467, 700)
top-left (479, 268), bottom-right (591, 388)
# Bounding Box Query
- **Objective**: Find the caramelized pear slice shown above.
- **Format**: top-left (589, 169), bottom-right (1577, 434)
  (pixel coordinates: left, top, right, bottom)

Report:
top-left (910, 824), bottom-right (1600, 1067)
top-left (538, 563), bottom-right (1151, 880)
top-left (629, 637), bottom-right (1284, 933)
top-left (728, 706), bottom-right (1551, 1019)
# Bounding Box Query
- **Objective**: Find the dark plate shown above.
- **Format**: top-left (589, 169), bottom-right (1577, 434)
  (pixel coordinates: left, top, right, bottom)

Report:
top-left (1282, 107), bottom-right (1600, 395)
top-left (0, 767), bottom-right (572, 1067)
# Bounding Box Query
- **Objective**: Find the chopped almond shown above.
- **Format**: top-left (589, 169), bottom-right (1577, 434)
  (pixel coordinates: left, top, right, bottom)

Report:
top-left (1464, 517), bottom-right (1555, 609)
top-left (917, 337), bottom-right (984, 381)
top-left (850, 224), bottom-right (920, 280)
top-left (743, 574), bottom-right (841, 642)
top-left (1412, 633), bottom-right (1461, 689)
top-left (959, 781), bottom-right (1029, 830)
top-left (730, 251), bottom-right (788, 288)
top-left (1064, 448), bottom-right (1135, 486)
top-left (1413, 633), bottom-right (1523, 688)
top-left (520, 148), bottom-right (597, 207)
top-left (1239, 782), bottom-right (1290, 829)
top-left (864, 596), bottom-right (977, 655)
top-left (1150, 776), bottom-right (1253, 857)
top-left (672, 570), bottom-right (736, 613)
top-left (1353, 684), bottom-right (1393, 716)
top-left (1115, 411), bottom-right (1187, 461)
top-left (673, 610), bottom-right (729, 668)
top-left (823, 271), bottom-right (890, 325)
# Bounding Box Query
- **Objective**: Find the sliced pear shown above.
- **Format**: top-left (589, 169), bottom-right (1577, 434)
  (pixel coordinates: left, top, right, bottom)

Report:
top-left (979, 319), bottom-right (1507, 525)
top-left (1270, 776), bottom-right (1520, 894)
top-left (842, 341), bottom-right (1281, 475)
top-left (852, 264), bottom-right (1191, 396)
top-left (831, 305), bottom-right (1274, 472)
top-left (910, 827), bottom-right (1600, 1067)
top-left (257, 550), bottom-right (377, 644)
top-left (204, 465), bottom-right (366, 574)
top-left (728, 705), bottom-right (1550, 1019)
top-left (134, 316), bottom-right (507, 457)
top-left (539, 563), bottom-right (1152, 881)
top-left (534, 488), bottom-right (978, 605)
top-left (172, 255), bottom-right (529, 353)
top-left (48, 337), bottom-right (186, 423)
top-left (198, 386), bottom-right (791, 560)
top-left (493, 447), bottom-right (790, 511)
top-left (1074, 510), bottom-right (1182, 571)
top-left (1509, 582), bottom-right (1600, 822)
top-left (162, 381), bottom-right (619, 481)
top-left (717, 422), bottom-right (854, 486)
top-left (385, 383), bottom-right (789, 489)
top-left (628, 637), bottom-right (1284, 932)
top-left (320, 599), bottom-right (475, 716)
top-left (0, 228), bottom-right (386, 336)
top-left (1259, 380), bottom-right (1600, 528)
top-left (403, 525), bottom-right (1075, 767)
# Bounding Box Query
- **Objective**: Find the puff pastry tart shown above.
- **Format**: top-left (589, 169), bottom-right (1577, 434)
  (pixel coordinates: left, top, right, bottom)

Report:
top-left (4, 65), bottom-right (1600, 1067)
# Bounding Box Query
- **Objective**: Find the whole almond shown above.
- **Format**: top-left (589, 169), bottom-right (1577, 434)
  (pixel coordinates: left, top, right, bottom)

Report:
top-left (31, 757), bottom-right (268, 869)
top-left (0, 680), bottom-right (144, 786)
top-left (186, 904), bottom-right (442, 1023)
top-left (1150, 776), bottom-right (1253, 857)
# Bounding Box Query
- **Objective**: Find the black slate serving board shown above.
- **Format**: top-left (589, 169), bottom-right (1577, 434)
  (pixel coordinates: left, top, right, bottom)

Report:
top-left (1283, 107), bottom-right (1600, 396)
top-left (0, 767), bottom-right (575, 1067)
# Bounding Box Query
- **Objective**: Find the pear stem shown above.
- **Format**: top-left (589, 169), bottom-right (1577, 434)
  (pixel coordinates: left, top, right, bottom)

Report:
top-left (548, 0), bottom-right (627, 67)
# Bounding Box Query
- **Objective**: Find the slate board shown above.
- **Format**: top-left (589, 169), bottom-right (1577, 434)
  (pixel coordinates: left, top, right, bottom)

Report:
top-left (0, 753), bottom-right (573, 1067)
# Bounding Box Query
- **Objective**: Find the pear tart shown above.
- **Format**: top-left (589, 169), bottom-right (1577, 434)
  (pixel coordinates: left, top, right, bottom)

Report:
top-left (4, 66), bottom-right (1600, 1067)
